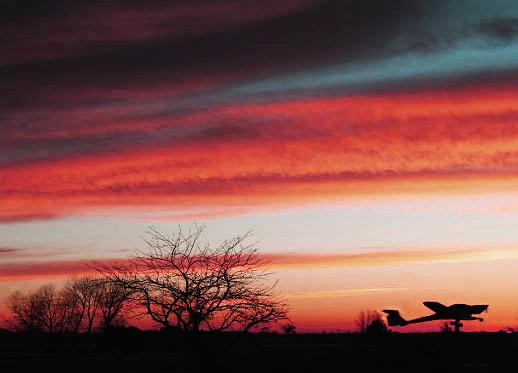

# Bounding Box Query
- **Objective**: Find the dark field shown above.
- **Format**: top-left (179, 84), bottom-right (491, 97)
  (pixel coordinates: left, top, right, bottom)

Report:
top-left (1, 330), bottom-right (517, 372)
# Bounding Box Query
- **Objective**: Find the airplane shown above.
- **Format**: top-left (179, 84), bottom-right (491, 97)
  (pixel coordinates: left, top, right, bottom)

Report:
top-left (383, 302), bottom-right (489, 332)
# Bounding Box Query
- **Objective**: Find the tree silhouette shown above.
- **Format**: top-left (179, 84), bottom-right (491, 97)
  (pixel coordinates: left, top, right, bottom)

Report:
top-left (93, 225), bottom-right (288, 332)
top-left (6, 284), bottom-right (82, 332)
top-left (64, 276), bottom-right (103, 333)
top-left (6, 278), bottom-right (131, 333)
top-left (282, 323), bottom-right (297, 334)
top-left (97, 280), bottom-right (133, 330)
top-left (6, 290), bottom-right (43, 332)
top-left (365, 318), bottom-right (388, 334)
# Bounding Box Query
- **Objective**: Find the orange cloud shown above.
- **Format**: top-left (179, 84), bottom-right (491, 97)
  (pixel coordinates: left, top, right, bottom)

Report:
top-left (1, 246), bottom-right (516, 282)
top-left (2, 82), bottom-right (518, 222)
top-left (263, 247), bottom-right (518, 269)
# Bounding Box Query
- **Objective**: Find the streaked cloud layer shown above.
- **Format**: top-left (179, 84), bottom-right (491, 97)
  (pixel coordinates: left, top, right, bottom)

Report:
top-left (2, 0), bottom-right (518, 331)
top-left (3, 1), bottom-right (518, 223)
top-left (2, 245), bottom-right (517, 281)
top-left (3, 82), bottom-right (518, 222)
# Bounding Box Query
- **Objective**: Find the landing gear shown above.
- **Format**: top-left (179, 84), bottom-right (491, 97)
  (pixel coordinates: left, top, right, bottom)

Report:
top-left (450, 320), bottom-right (463, 333)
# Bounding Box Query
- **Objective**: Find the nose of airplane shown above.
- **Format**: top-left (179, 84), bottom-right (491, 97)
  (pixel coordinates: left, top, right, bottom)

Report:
top-left (479, 305), bottom-right (489, 313)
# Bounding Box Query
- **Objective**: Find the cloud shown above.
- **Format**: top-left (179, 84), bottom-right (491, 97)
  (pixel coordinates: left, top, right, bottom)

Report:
top-left (284, 287), bottom-right (410, 299)
top-left (0, 0), bottom-right (421, 118)
top-left (0, 0), bottom-right (327, 66)
top-left (2, 81), bottom-right (518, 222)
top-left (0, 247), bottom-right (18, 255)
top-left (478, 17), bottom-right (518, 43)
top-left (0, 259), bottom-right (107, 281)
top-left (0, 246), bottom-right (84, 261)
top-left (3, 1), bottom-right (518, 223)
top-left (262, 247), bottom-right (518, 269)
top-left (1, 246), bottom-right (516, 281)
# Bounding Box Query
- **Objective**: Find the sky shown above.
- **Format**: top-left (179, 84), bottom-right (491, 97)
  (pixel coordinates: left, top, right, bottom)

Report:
top-left (2, 0), bottom-right (518, 331)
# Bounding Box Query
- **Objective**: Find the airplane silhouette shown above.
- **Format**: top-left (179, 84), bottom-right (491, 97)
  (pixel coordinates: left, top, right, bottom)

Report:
top-left (383, 302), bottom-right (489, 332)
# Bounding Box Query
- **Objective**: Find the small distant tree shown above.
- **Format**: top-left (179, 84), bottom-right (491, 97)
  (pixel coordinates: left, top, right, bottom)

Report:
top-left (282, 323), bottom-right (296, 334)
top-left (355, 310), bottom-right (387, 334)
top-left (366, 318), bottom-right (388, 334)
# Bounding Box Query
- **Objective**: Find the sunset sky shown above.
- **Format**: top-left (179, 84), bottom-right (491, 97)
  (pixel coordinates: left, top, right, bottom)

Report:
top-left (2, 0), bottom-right (518, 331)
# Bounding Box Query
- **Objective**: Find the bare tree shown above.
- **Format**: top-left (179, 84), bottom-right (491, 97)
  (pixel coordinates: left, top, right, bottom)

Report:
top-left (6, 284), bottom-right (82, 333)
top-left (35, 284), bottom-right (64, 333)
top-left (65, 276), bottom-right (103, 333)
top-left (65, 276), bottom-right (132, 332)
top-left (238, 293), bottom-right (289, 332)
top-left (97, 281), bottom-right (133, 330)
top-left (93, 225), bottom-right (288, 332)
top-left (6, 290), bottom-right (43, 332)
top-left (55, 287), bottom-right (84, 332)
top-left (355, 309), bottom-right (385, 333)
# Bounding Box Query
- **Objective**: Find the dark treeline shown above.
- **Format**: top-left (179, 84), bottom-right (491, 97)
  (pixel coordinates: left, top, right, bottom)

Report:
top-left (5, 278), bottom-right (130, 333)
top-left (3, 226), bottom-right (291, 334)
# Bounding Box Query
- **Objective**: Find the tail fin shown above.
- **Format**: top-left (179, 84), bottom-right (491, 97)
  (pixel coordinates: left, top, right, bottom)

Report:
top-left (383, 310), bottom-right (407, 326)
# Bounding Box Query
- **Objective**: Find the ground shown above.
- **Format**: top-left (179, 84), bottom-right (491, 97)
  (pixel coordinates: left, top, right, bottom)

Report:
top-left (0, 330), bottom-right (516, 372)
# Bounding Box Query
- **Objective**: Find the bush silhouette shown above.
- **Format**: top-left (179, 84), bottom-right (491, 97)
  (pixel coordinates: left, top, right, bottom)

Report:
top-left (282, 323), bottom-right (297, 334)
top-left (356, 310), bottom-right (388, 334)
top-left (365, 319), bottom-right (389, 335)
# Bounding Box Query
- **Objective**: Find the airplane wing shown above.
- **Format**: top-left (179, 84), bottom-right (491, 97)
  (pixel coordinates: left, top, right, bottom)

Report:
top-left (423, 301), bottom-right (448, 313)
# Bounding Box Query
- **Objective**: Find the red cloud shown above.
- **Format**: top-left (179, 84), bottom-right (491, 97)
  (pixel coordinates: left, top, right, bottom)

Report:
top-left (0, 258), bottom-right (122, 282)
top-left (2, 82), bottom-right (518, 222)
